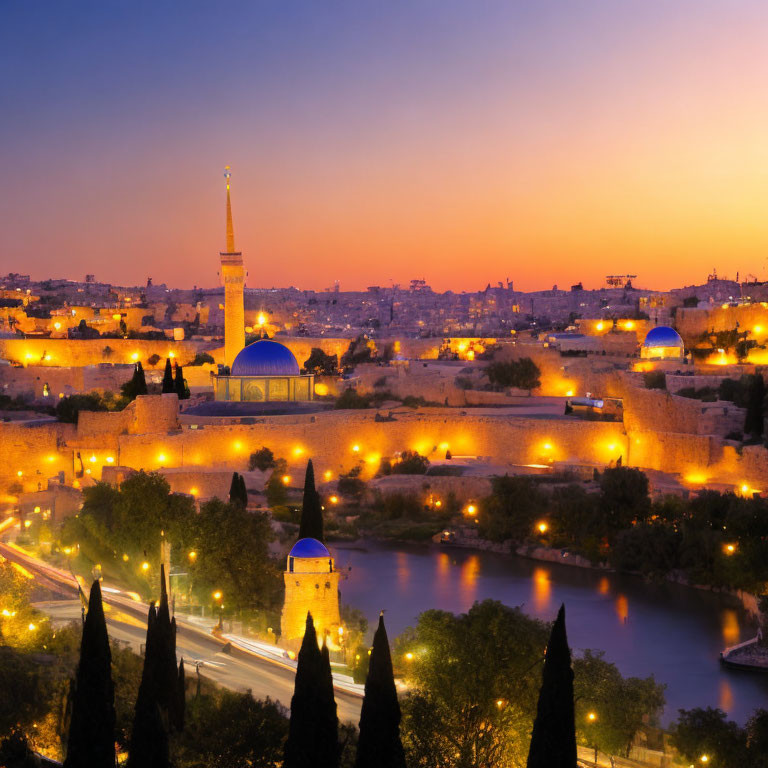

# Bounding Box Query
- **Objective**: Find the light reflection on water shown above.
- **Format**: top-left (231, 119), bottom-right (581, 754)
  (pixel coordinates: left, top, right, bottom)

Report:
top-left (334, 540), bottom-right (768, 724)
top-left (532, 567), bottom-right (551, 612)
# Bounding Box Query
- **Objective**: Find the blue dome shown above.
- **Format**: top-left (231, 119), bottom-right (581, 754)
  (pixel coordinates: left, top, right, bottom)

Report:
top-left (289, 538), bottom-right (330, 558)
top-left (231, 339), bottom-right (300, 376)
top-left (642, 326), bottom-right (684, 348)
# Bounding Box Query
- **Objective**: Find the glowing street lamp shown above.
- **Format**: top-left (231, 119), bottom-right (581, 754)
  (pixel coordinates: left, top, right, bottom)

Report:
top-left (537, 521), bottom-right (548, 535)
top-left (141, 561), bottom-right (150, 573)
top-left (466, 504), bottom-right (477, 516)
top-left (404, 652), bottom-right (414, 661)
top-left (188, 551), bottom-right (197, 561)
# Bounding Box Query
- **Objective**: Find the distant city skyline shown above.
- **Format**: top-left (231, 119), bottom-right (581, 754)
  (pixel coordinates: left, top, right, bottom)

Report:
top-left (2, 1), bottom-right (768, 292)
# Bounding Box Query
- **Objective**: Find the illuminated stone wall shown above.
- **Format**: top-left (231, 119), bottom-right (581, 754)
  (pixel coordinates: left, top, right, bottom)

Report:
top-left (281, 555), bottom-right (341, 649)
top-left (73, 394), bottom-right (179, 444)
top-left (0, 421), bottom-right (74, 492)
top-left (0, 364), bottom-right (134, 399)
top-left (675, 305), bottom-right (768, 343)
top-left (111, 409), bottom-right (629, 486)
top-left (0, 338), bottom-right (211, 368)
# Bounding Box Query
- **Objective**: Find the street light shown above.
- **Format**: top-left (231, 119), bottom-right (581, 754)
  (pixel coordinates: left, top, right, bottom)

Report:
top-left (212, 591), bottom-right (223, 631)
top-left (586, 711), bottom-right (599, 764)
top-left (537, 521), bottom-right (548, 534)
top-left (141, 561), bottom-right (150, 572)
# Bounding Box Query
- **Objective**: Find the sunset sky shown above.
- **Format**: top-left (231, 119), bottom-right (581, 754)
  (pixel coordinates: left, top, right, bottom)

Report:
top-left (2, 1), bottom-right (768, 292)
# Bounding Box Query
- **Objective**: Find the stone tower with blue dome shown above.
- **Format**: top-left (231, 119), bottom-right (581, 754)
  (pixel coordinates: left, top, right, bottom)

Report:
top-left (213, 338), bottom-right (315, 402)
top-left (280, 537), bottom-right (341, 649)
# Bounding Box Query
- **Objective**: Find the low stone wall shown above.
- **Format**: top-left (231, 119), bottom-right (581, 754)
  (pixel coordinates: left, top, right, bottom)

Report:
top-left (368, 474), bottom-right (492, 504)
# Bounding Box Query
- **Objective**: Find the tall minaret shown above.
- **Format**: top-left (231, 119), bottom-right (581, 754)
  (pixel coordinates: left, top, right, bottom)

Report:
top-left (220, 166), bottom-right (245, 368)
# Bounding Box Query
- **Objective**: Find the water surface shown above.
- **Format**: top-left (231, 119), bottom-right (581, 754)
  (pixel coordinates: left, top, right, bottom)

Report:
top-left (334, 540), bottom-right (768, 724)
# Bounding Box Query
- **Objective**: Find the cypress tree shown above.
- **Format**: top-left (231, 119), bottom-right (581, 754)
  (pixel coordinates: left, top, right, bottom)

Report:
top-left (128, 565), bottom-right (182, 768)
top-left (229, 472), bottom-right (242, 506)
top-left (745, 373), bottom-right (766, 438)
top-left (299, 459), bottom-right (324, 541)
top-left (63, 580), bottom-right (116, 768)
top-left (135, 361), bottom-right (148, 396)
top-left (162, 357), bottom-right (175, 394)
top-left (238, 473), bottom-right (248, 507)
top-left (128, 602), bottom-right (164, 768)
top-left (175, 658), bottom-right (186, 732)
top-left (174, 363), bottom-right (188, 399)
top-left (284, 613), bottom-right (339, 768)
top-left (355, 613), bottom-right (406, 768)
top-left (526, 604), bottom-right (577, 768)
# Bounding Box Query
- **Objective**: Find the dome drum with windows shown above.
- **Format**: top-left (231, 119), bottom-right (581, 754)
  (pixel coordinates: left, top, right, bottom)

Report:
top-left (640, 325), bottom-right (685, 361)
top-left (214, 339), bottom-right (314, 402)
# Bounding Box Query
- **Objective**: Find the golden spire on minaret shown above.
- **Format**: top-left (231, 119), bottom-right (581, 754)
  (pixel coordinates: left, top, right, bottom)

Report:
top-left (224, 165), bottom-right (235, 254)
top-left (220, 166), bottom-right (245, 368)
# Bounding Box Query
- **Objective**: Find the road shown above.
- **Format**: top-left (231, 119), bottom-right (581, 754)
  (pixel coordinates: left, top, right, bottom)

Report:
top-left (0, 538), bottom-right (363, 723)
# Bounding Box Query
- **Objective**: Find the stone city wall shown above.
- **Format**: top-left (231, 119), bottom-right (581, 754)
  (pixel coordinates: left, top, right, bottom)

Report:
top-left (0, 335), bottom-right (501, 373)
top-left (0, 421), bottom-right (74, 492)
top-left (101, 409), bottom-right (629, 485)
top-left (675, 305), bottom-right (768, 342)
top-left (0, 364), bottom-right (135, 399)
top-left (0, 338), bottom-right (211, 369)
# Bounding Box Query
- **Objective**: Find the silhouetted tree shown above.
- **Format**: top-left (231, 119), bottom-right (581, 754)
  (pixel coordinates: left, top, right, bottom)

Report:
top-left (229, 472), bottom-right (241, 506)
top-left (174, 363), bottom-right (189, 400)
top-left (175, 658), bottom-right (186, 732)
top-left (162, 358), bottom-right (175, 394)
top-left (238, 473), bottom-right (248, 507)
top-left (122, 362), bottom-right (148, 401)
top-left (283, 613), bottom-right (339, 768)
top-left (304, 348), bottom-right (338, 376)
top-left (299, 459), bottom-right (324, 541)
top-left (527, 604), bottom-right (576, 768)
top-left (355, 613), bottom-right (406, 768)
top-left (63, 580), bottom-right (116, 768)
top-left (229, 472), bottom-right (247, 507)
top-left (128, 564), bottom-right (182, 768)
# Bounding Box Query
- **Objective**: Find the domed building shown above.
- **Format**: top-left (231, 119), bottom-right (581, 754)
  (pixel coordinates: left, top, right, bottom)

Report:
top-left (640, 326), bottom-right (685, 360)
top-left (280, 537), bottom-right (341, 648)
top-left (214, 339), bottom-right (314, 402)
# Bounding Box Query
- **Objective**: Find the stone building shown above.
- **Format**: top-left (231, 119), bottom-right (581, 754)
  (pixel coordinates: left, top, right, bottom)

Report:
top-left (212, 338), bottom-right (314, 403)
top-left (280, 537), bottom-right (341, 649)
